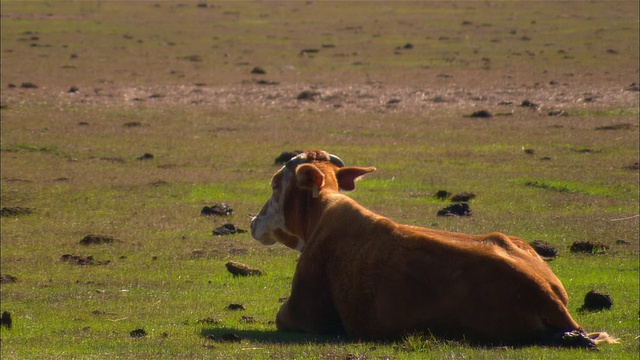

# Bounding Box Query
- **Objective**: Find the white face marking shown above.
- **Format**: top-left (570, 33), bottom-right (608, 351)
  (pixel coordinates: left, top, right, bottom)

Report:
top-left (250, 168), bottom-right (304, 251)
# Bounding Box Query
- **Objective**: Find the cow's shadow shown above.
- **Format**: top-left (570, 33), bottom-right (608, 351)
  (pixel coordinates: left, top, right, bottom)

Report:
top-left (200, 327), bottom-right (349, 344)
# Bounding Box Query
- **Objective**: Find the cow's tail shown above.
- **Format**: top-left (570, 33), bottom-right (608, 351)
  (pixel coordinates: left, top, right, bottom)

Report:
top-left (587, 331), bottom-right (619, 345)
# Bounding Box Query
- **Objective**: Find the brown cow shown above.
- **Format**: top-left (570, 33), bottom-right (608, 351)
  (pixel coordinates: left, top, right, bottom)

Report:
top-left (250, 149), bottom-right (616, 347)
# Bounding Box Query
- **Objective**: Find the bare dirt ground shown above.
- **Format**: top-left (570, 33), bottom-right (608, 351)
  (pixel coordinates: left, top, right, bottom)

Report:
top-left (4, 79), bottom-right (639, 114)
top-left (1, 1), bottom-right (638, 114)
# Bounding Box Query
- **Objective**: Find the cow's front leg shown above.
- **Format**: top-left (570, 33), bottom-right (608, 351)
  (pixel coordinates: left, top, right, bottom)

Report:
top-left (275, 273), bottom-right (342, 334)
top-left (275, 300), bottom-right (296, 332)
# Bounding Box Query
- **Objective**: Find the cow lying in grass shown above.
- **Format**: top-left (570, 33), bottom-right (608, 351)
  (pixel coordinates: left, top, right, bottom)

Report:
top-left (250, 149), bottom-right (616, 348)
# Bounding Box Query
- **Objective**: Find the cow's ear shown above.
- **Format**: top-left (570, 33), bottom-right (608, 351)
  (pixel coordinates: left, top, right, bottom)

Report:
top-left (337, 166), bottom-right (376, 192)
top-left (296, 164), bottom-right (325, 191)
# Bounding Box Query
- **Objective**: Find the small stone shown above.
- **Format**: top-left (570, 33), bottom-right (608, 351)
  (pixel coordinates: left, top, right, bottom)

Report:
top-left (225, 261), bottom-right (263, 276)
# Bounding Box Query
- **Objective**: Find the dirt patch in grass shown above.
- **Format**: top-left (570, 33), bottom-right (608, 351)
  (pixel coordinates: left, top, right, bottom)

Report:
top-left (1, 2), bottom-right (637, 114)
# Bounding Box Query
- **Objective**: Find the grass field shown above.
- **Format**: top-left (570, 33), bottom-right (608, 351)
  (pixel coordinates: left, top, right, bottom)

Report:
top-left (1, 1), bottom-right (638, 359)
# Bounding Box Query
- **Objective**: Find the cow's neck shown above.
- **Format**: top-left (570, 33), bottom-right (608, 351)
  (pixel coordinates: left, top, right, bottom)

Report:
top-left (303, 191), bottom-right (365, 240)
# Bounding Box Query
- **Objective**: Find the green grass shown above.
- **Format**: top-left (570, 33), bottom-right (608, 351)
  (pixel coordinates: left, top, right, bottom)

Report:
top-left (2, 102), bottom-right (637, 359)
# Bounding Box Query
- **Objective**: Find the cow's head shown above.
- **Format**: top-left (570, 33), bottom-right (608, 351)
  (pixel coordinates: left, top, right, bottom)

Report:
top-left (250, 149), bottom-right (375, 251)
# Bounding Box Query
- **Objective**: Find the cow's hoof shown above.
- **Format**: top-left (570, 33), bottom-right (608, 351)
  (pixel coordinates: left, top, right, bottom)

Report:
top-left (561, 330), bottom-right (597, 349)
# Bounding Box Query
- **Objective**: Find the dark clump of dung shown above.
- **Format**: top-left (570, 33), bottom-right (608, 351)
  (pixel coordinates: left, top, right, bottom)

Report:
top-left (451, 192), bottom-right (476, 202)
top-left (20, 82), bottom-right (38, 89)
top-left (594, 123), bottom-right (632, 131)
top-left (274, 150), bottom-right (303, 165)
top-left (296, 90), bottom-right (321, 101)
top-left (256, 79), bottom-right (279, 85)
top-left (469, 110), bottom-right (493, 118)
top-left (137, 153), bottom-right (154, 160)
top-left (569, 241), bottom-right (609, 254)
top-left (225, 261), bottom-right (263, 276)
top-left (1, 311), bottom-right (12, 329)
top-left (437, 202), bottom-right (471, 217)
top-left (61, 254), bottom-right (111, 265)
top-left (580, 290), bottom-right (613, 312)
top-left (221, 333), bottom-right (242, 342)
top-left (226, 303), bottom-right (245, 311)
top-left (0, 274), bottom-right (18, 283)
top-left (123, 121), bottom-right (142, 127)
top-left (130, 328), bottom-right (147, 338)
top-left (240, 316), bottom-right (255, 323)
top-left (529, 240), bottom-right (558, 259)
top-left (213, 224), bottom-right (247, 236)
top-left (250, 66), bottom-right (266, 74)
top-left (434, 190), bottom-right (451, 200)
top-left (520, 99), bottom-right (539, 108)
top-left (197, 317), bottom-right (222, 325)
top-left (79, 234), bottom-right (120, 245)
top-left (625, 161), bottom-right (639, 171)
top-left (1, 207), bottom-right (34, 217)
top-left (201, 203), bottom-right (233, 216)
